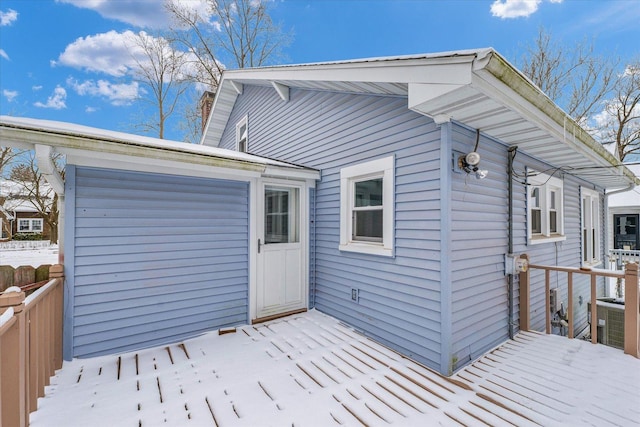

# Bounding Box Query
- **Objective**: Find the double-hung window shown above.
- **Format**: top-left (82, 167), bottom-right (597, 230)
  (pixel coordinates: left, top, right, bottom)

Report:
top-left (581, 188), bottom-right (601, 266)
top-left (18, 218), bottom-right (43, 233)
top-left (339, 156), bottom-right (394, 256)
top-left (236, 115), bottom-right (248, 153)
top-left (527, 171), bottom-right (565, 244)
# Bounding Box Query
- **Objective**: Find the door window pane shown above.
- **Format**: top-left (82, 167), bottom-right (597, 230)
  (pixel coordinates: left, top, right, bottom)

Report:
top-left (265, 187), bottom-right (299, 244)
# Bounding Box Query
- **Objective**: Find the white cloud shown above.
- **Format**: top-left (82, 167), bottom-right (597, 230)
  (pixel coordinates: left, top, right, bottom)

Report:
top-left (32, 85), bottom-right (43, 91)
top-left (490, 0), bottom-right (562, 19)
top-left (2, 89), bottom-right (18, 102)
top-left (54, 30), bottom-right (138, 77)
top-left (67, 77), bottom-right (141, 106)
top-left (55, 30), bottom-right (196, 82)
top-left (0, 8), bottom-right (18, 26)
top-left (55, 0), bottom-right (210, 29)
top-left (85, 106), bottom-right (99, 113)
top-left (0, 49), bottom-right (9, 60)
top-left (34, 86), bottom-right (67, 109)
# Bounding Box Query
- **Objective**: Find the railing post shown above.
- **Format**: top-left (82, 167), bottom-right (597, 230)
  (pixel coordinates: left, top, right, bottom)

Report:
top-left (545, 270), bottom-right (551, 334)
top-left (49, 265), bottom-right (64, 370)
top-left (519, 254), bottom-right (530, 332)
top-left (0, 290), bottom-right (27, 427)
top-left (624, 263), bottom-right (639, 358)
top-left (591, 274), bottom-right (598, 345)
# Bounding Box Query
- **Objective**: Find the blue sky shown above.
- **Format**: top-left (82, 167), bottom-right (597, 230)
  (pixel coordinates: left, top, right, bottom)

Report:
top-left (1, 0), bottom-right (639, 142)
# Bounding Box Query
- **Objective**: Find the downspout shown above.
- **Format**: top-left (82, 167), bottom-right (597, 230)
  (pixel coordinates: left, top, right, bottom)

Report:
top-left (34, 144), bottom-right (65, 264)
top-left (507, 146), bottom-right (518, 339)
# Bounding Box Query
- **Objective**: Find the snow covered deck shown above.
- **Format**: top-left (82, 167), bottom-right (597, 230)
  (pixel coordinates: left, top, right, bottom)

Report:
top-left (31, 310), bottom-right (639, 426)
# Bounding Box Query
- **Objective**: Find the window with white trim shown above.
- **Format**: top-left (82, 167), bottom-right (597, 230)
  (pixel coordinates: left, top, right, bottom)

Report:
top-left (236, 115), bottom-right (248, 153)
top-left (18, 218), bottom-right (43, 233)
top-left (527, 171), bottom-right (565, 244)
top-left (581, 188), bottom-right (600, 265)
top-left (339, 156), bottom-right (394, 256)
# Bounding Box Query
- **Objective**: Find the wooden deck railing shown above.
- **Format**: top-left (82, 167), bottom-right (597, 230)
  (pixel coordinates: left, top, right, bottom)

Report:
top-left (518, 254), bottom-right (639, 358)
top-left (0, 265), bottom-right (63, 427)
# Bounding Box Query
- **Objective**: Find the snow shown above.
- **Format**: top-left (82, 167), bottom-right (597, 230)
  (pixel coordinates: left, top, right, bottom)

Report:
top-left (0, 115), bottom-right (306, 170)
top-left (29, 310), bottom-right (640, 427)
top-left (0, 244), bottom-right (59, 268)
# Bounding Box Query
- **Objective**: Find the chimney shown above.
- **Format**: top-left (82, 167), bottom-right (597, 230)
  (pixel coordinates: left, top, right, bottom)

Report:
top-left (199, 91), bottom-right (215, 134)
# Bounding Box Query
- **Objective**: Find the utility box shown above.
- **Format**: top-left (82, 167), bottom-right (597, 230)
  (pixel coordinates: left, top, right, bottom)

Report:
top-left (505, 254), bottom-right (528, 275)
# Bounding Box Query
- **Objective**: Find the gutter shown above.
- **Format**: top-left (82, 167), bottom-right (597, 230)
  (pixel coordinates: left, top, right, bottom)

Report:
top-left (481, 52), bottom-right (640, 188)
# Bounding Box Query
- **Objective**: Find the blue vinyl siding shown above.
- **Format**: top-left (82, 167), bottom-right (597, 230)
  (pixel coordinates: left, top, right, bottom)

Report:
top-left (67, 167), bottom-right (249, 358)
top-left (221, 85), bottom-right (445, 370)
top-left (510, 153), bottom-right (606, 336)
top-left (215, 84), bottom-right (607, 374)
top-left (449, 125), bottom-right (510, 370)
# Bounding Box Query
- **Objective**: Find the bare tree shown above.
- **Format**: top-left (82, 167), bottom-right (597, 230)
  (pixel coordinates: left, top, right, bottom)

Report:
top-left (598, 62), bottom-right (640, 161)
top-left (165, 0), bottom-right (292, 141)
top-left (518, 27), bottom-right (618, 125)
top-left (7, 152), bottom-right (62, 244)
top-left (1, 146), bottom-right (20, 176)
top-left (128, 31), bottom-right (190, 139)
top-left (165, 1), bottom-right (225, 91)
top-left (1, 146), bottom-right (23, 239)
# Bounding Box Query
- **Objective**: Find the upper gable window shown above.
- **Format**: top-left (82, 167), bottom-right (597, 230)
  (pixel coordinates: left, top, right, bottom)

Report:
top-left (581, 188), bottom-right (601, 266)
top-left (339, 156), bottom-right (394, 257)
top-left (527, 171), bottom-right (565, 245)
top-left (236, 115), bottom-right (248, 153)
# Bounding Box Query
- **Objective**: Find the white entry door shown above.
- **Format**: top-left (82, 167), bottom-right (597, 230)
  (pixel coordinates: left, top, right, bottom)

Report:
top-left (255, 181), bottom-right (307, 320)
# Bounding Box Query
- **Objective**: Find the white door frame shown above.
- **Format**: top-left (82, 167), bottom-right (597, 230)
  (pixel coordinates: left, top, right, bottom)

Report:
top-left (249, 177), bottom-right (309, 322)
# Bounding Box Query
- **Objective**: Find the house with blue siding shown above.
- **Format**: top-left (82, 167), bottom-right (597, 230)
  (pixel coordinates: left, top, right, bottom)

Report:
top-left (1, 48), bottom-right (637, 376)
top-left (200, 48), bottom-right (638, 374)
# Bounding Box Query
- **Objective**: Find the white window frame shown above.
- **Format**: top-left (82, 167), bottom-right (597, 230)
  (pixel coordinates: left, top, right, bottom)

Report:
top-left (527, 171), bottom-right (565, 245)
top-left (581, 187), bottom-right (601, 266)
top-left (339, 156), bottom-right (394, 257)
top-left (235, 115), bottom-right (248, 153)
top-left (18, 218), bottom-right (43, 233)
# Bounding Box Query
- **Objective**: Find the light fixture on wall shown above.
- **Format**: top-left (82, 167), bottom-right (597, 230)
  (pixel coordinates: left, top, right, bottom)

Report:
top-left (458, 130), bottom-right (489, 180)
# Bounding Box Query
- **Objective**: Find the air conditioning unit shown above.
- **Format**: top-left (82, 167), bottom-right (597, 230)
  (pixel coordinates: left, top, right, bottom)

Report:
top-left (587, 298), bottom-right (625, 349)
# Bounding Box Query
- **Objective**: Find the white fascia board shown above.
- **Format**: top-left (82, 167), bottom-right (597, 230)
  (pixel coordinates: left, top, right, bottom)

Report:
top-left (262, 166), bottom-right (320, 181)
top-left (223, 55), bottom-right (477, 86)
top-left (199, 86), bottom-right (239, 146)
top-left (66, 150), bottom-right (262, 182)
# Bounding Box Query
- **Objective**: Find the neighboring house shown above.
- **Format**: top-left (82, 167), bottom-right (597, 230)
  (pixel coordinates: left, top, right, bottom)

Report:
top-left (608, 164), bottom-right (640, 252)
top-left (0, 179), bottom-right (52, 240)
top-left (0, 48), bottom-right (637, 377)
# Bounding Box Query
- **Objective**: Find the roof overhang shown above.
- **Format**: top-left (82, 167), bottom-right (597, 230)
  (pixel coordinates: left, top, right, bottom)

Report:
top-left (202, 48), bottom-right (637, 190)
top-left (0, 116), bottom-right (320, 184)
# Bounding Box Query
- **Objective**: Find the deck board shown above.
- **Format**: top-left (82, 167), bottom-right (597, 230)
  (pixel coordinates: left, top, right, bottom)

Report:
top-left (31, 311), bottom-right (639, 426)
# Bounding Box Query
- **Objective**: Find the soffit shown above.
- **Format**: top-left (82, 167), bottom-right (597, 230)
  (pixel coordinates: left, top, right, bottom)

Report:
top-left (201, 50), bottom-right (637, 189)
